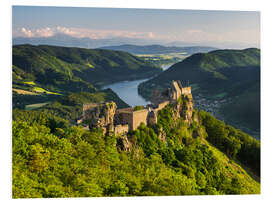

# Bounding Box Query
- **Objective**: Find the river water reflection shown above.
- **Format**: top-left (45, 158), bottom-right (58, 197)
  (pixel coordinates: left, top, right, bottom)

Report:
top-left (102, 78), bottom-right (151, 107)
top-left (101, 63), bottom-right (173, 107)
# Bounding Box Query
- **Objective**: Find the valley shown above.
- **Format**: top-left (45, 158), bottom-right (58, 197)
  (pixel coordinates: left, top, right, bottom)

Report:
top-left (12, 45), bottom-right (260, 139)
top-left (11, 44), bottom-right (261, 198)
top-left (11, 6), bottom-right (261, 199)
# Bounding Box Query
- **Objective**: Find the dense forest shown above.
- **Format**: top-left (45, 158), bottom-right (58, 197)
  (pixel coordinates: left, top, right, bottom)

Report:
top-left (12, 97), bottom-right (260, 198)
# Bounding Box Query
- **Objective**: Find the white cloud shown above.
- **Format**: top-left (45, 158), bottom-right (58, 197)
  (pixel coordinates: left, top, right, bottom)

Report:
top-left (21, 28), bottom-right (35, 38)
top-left (56, 26), bottom-right (77, 36)
top-left (15, 26), bottom-right (158, 40)
top-left (36, 27), bottom-right (54, 37)
top-left (14, 26), bottom-right (259, 48)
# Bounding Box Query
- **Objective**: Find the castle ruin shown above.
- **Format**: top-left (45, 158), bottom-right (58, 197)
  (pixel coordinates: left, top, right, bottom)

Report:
top-left (77, 80), bottom-right (193, 136)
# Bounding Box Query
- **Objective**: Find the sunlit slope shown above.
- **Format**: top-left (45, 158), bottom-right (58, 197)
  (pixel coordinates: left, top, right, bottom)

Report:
top-left (13, 44), bottom-right (162, 93)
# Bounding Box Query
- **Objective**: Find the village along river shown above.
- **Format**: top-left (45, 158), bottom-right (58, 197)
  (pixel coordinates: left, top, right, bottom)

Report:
top-left (101, 64), bottom-right (172, 107)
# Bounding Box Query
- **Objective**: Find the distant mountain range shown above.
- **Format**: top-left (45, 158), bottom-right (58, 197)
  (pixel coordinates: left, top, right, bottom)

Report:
top-left (98, 44), bottom-right (217, 55)
top-left (13, 34), bottom-right (170, 49)
top-left (13, 34), bottom-right (259, 49)
top-left (13, 35), bottom-right (217, 54)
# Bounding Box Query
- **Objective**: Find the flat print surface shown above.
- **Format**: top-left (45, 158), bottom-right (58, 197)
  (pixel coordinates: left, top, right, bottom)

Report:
top-left (12, 6), bottom-right (260, 198)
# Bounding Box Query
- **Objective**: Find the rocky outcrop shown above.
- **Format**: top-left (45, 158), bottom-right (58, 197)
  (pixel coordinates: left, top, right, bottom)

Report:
top-left (117, 135), bottom-right (133, 152)
top-left (83, 102), bottom-right (117, 129)
top-left (173, 94), bottom-right (193, 125)
top-left (80, 80), bottom-right (193, 137)
top-left (147, 110), bottom-right (158, 126)
top-left (181, 94), bottom-right (193, 125)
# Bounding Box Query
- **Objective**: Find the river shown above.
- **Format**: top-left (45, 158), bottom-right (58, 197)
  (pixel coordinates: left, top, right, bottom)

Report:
top-left (102, 78), bottom-right (151, 107)
top-left (101, 63), bottom-right (173, 107)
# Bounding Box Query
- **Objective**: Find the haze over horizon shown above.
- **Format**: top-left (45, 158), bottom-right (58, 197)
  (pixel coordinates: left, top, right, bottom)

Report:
top-left (12, 6), bottom-right (260, 49)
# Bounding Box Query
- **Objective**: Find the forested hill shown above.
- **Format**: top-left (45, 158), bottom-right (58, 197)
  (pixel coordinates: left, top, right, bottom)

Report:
top-left (139, 48), bottom-right (260, 97)
top-left (12, 44), bottom-right (162, 93)
top-left (99, 44), bottom-right (217, 54)
top-left (12, 96), bottom-right (260, 198)
top-left (138, 48), bottom-right (260, 135)
top-left (12, 45), bottom-right (261, 197)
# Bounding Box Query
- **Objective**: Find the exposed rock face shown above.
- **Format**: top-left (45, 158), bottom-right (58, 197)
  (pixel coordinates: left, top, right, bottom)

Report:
top-left (173, 94), bottom-right (194, 125)
top-left (117, 135), bottom-right (133, 152)
top-left (80, 80), bottom-right (193, 137)
top-left (147, 110), bottom-right (158, 126)
top-left (182, 94), bottom-right (194, 125)
top-left (83, 102), bottom-right (117, 129)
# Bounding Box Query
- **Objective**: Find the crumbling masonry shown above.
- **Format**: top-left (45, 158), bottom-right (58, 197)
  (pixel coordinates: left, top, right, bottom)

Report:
top-left (77, 80), bottom-right (192, 136)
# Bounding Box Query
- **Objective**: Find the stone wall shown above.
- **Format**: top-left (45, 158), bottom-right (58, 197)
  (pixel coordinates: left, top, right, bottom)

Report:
top-left (115, 110), bottom-right (133, 129)
top-left (156, 101), bottom-right (170, 111)
top-left (116, 108), bottom-right (150, 131)
top-left (169, 81), bottom-right (192, 100)
top-left (80, 80), bottom-right (192, 134)
top-left (132, 109), bottom-right (149, 130)
top-left (83, 103), bottom-right (99, 111)
top-left (172, 81), bottom-right (182, 99)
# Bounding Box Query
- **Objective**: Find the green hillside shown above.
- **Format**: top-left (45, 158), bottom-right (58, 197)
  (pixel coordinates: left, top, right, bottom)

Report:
top-left (13, 44), bottom-right (162, 93)
top-left (13, 88), bottom-right (129, 120)
top-left (138, 48), bottom-right (260, 136)
top-left (12, 44), bottom-right (161, 111)
top-left (220, 81), bottom-right (260, 133)
top-left (39, 89), bottom-right (129, 121)
top-left (139, 48), bottom-right (259, 97)
top-left (12, 99), bottom-right (260, 198)
top-left (11, 45), bottom-right (260, 198)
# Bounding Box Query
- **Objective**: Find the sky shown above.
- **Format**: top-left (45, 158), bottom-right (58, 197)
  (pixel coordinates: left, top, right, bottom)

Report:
top-left (12, 6), bottom-right (260, 48)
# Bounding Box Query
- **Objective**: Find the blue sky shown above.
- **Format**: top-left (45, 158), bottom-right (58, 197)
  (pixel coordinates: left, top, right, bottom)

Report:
top-left (12, 6), bottom-right (260, 48)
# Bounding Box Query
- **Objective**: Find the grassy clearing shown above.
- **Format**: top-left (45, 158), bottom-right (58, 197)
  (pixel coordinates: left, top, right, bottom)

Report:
top-left (25, 102), bottom-right (49, 110)
top-left (13, 86), bottom-right (62, 96)
top-left (13, 88), bottom-right (39, 95)
top-left (32, 87), bottom-right (62, 95)
top-left (23, 81), bottom-right (36, 85)
top-left (86, 63), bottom-right (94, 68)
